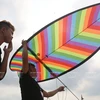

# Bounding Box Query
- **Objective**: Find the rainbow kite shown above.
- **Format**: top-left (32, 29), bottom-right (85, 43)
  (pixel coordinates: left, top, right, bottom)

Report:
top-left (9, 3), bottom-right (100, 82)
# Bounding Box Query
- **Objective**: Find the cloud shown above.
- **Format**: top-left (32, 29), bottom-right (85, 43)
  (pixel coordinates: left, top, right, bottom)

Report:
top-left (0, 83), bottom-right (21, 100)
top-left (0, 70), bottom-right (19, 86)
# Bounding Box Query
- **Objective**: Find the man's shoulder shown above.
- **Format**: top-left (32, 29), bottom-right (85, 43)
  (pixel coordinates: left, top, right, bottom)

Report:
top-left (20, 72), bottom-right (29, 77)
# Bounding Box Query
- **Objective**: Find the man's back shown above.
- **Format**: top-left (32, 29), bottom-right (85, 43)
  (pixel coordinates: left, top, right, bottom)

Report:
top-left (19, 72), bottom-right (43, 100)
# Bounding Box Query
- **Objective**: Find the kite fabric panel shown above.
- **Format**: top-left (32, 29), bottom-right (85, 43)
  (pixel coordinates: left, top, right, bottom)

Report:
top-left (9, 3), bottom-right (100, 82)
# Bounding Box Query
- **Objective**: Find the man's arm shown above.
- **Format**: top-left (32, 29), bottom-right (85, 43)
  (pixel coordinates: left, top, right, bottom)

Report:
top-left (0, 42), bottom-right (13, 80)
top-left (22, 40), bottom-right (29, 73)
top-left (42, 86), bottom-right (64, 97)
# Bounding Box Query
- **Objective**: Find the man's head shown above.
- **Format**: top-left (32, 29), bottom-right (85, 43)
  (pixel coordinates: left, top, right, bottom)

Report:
top-left (0, 20), bottom-right (15, 44)
top-left (28, 63), bottom-right (37, 78)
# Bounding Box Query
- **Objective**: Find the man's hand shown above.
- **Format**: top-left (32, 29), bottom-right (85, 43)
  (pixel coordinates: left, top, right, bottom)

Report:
top-left (58, 86), bottom-right (65, 92)
top-left (22, 40), bottom-right (27, 47)
top-left (3, 41), bottom-right (13, 54)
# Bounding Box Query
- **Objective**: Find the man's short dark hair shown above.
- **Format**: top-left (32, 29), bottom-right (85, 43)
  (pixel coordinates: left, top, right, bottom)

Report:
top-left (0, 20), bottom-right (15, 31)
top-left (29, 63), bottom-right (35, 67)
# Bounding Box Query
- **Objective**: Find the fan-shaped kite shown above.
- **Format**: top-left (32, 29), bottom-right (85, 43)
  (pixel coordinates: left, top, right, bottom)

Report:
top-left (9, 3), bottom-right (100, 82)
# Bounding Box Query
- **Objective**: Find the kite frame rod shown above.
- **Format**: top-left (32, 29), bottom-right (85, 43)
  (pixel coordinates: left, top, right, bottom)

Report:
top-left (57, 77), bottom-right (80, 100)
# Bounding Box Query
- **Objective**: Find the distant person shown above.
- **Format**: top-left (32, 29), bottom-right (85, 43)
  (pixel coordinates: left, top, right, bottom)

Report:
top-left (0, 20), bottom-right (15, 80)
top-left (19, 40), bottom-right (64, 100)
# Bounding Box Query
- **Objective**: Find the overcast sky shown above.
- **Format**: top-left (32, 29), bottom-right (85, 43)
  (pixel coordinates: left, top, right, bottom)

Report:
top-left (0, 0), bottom-right (100, 100)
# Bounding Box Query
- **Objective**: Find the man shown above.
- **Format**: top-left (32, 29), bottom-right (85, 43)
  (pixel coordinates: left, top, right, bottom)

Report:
top-left (0, 20), bottom-right (15, 80)
top-left (19, 40), bottom-right (64, 100)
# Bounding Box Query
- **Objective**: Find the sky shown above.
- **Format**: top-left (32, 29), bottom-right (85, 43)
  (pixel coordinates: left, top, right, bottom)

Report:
top-left (0, 0), bottom-right (100, 100)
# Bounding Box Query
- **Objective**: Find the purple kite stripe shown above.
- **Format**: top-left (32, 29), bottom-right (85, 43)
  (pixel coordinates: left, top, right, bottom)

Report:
top-left (69, 41), bottom-right (97, 51)
top-left (93, 5), bottom-right (100, 22)
top-left (93, 21), bottom-right (100, 26)
top-left (66, 15), bottom-right (72, 41)
top-left (44, 29), bottom-right (48, 56)
top-left (14, 56), bottom-right (22, 59)
top-left (45, 56), bottom-right (77, 66)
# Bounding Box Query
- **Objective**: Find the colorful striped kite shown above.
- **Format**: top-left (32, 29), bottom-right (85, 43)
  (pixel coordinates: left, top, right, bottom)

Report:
top-left (9, 3), bottom-right (100, 82)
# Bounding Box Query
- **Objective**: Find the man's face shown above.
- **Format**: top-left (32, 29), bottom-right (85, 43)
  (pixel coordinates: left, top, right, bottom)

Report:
top-left (3, 27), bottom-right (13, 43)
top-left (29, 65), bottom-right (37, 78)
